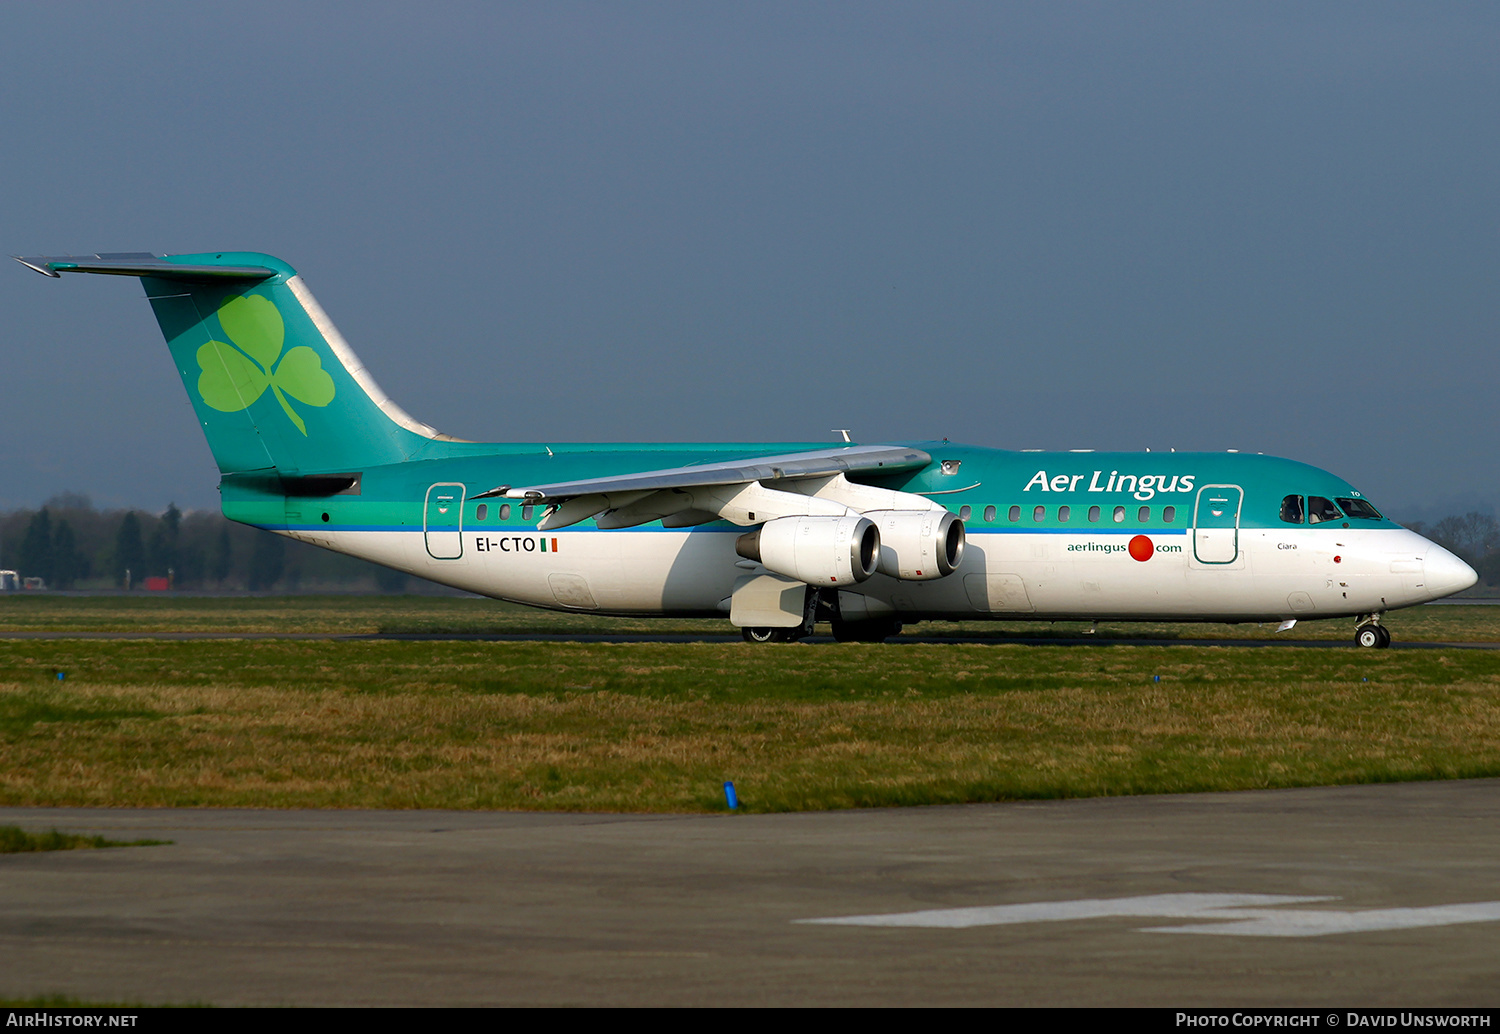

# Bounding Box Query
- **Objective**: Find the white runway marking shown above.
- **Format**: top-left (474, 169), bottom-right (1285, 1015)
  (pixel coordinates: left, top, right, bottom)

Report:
top-left (799, 893), bottom-right (1500, 938)
top-left (1145, 901), bottom-right (1500, 937)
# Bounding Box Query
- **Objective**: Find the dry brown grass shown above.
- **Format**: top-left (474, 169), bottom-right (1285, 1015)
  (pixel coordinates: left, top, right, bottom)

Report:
top-left (3, 638), bottom-right (1500, 811)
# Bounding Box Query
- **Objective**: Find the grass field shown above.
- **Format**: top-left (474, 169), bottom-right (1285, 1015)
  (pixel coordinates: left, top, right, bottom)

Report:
top-left (0, 594), bottom-right (1497, 813)
top-left (0, 825), bottom-right (167, 853)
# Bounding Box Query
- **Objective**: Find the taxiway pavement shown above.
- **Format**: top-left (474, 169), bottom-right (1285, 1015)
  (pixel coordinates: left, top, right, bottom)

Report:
top-left (2, 780), bottom-right (1499, 1006)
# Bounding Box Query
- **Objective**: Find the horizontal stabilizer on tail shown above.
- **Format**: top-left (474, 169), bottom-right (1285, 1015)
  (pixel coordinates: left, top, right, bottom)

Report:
top-left (15, 254), bottom-right (277, 281)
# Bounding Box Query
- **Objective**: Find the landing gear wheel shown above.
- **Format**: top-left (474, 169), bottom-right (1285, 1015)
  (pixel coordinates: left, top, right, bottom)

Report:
top-left (742, 626), bottom-right (799, 644)
top-left (1355, 625), bottom-right (1390, 649)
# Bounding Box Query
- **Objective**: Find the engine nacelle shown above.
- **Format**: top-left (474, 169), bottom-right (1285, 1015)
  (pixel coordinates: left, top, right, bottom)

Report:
top-left (871, 509), bottom-right (965, 580)
top-left (735, 515), bottom-right (880, 586)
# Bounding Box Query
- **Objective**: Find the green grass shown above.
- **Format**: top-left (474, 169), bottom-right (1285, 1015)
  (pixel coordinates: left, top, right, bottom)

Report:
top-left (921, 603), bottom-right (1500, 643)
top-left (0, 594), bottom-right (724, 635)
top-left (0, 825), bottom-right (168, 853)
top-left (2, 637), bottom-right (1498, 812)
top-left (0, 995), bottom-right (206, 1007)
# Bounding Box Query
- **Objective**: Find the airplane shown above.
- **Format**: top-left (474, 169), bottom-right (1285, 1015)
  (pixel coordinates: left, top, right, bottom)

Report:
top-left (15, 251), bottom-right (1478, 647)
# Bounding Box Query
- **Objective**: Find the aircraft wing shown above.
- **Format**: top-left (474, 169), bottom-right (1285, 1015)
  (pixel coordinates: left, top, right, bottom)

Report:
top-left (490, 444), bottom-right (930, 502)
top-left (483, 444), bottom-right (935, 531)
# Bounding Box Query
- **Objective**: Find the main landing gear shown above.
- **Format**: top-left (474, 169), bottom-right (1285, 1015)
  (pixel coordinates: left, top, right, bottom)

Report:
top-left (742, 626), bottom-right (804, 643)
top-left (741, 617), bottom-right (904, 643)
top-left (741, 589), bottom-right (903, 643)
top-left (1354, 615), bottom-right (1391, 649)
top-left (740, 587), bottom-right (820, 643)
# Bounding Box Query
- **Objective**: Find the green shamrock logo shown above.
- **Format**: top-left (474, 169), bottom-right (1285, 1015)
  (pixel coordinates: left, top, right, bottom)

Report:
top-left (195, 294), bottom-right (335, 435)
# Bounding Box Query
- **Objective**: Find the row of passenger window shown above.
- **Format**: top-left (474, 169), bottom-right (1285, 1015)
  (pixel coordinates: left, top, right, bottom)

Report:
top-left (467, 494), bottom-right (1381, 528)
top-left (475, 499), bottom-right (1175, 527)
top-left (958, 504), bottom-right (1177, 525)
top-left (474, 503), bottom-right (533, 523)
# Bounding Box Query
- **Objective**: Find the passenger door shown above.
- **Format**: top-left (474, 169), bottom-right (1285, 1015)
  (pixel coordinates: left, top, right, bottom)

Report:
top-left (1193, 485), bottom-right (1243, 564)
top-left (424, 483), bottom-right (465, 559)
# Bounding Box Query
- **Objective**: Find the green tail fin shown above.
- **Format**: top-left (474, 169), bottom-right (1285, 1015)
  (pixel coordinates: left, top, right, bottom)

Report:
top-left (18, 251), bottom-right (459, 476)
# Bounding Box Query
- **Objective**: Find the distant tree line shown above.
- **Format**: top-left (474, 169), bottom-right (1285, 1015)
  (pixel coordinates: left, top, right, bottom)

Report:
top-left (0, 494), bottom-right (423, 593)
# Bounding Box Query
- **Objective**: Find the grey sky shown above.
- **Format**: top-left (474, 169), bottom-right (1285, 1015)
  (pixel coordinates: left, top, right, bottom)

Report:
top-left (2, 2), bottom-right (1496, 521)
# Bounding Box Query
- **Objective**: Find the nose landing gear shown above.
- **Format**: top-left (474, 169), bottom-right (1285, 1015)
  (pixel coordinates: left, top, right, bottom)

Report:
top-left (1354, 615), bottom-right (1391, 649)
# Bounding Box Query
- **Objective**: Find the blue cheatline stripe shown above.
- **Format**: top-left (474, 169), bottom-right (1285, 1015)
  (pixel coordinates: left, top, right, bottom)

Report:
top-left (271, 523), bottom-right (742, 533)
top-left (273, 522), bottom-right (1197, 535)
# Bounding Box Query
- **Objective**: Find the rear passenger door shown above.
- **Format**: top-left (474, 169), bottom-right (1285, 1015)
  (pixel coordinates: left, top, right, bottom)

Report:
top-left (424, 483), bottom-right (465, 559)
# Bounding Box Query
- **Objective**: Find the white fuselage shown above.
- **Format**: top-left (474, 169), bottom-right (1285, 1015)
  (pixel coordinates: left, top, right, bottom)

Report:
top-left (285, 522), bottom-right (1471, 623)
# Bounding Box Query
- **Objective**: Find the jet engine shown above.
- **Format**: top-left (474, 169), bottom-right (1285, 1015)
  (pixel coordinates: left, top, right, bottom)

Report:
top-left (871, 509), bottom-right (965, 580)
top-left (735, 515), bottom-right (880, 586)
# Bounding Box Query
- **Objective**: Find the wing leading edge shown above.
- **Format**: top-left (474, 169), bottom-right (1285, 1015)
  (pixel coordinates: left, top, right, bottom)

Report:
top-left (479, 444), bottom-right (937, 531)
top-left (487, 444), bottom-right (929, 502)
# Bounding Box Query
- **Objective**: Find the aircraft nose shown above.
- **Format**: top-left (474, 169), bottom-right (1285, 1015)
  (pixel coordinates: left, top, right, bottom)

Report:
top-left (1424, 543), bottom-right (1479, 599)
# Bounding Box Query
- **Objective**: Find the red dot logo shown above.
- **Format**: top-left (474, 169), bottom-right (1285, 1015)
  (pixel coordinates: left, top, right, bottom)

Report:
top-left (1129, 535), bottom-right (1154, 562)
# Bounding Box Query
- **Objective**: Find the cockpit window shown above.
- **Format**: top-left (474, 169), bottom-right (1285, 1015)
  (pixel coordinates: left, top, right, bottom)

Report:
top-left (1307, 496), bottom-right (1343, 524)
top-left (1279, 495), bottom-right (1304, 524)
top-left (1337, 497), bottom-right (1383, 520)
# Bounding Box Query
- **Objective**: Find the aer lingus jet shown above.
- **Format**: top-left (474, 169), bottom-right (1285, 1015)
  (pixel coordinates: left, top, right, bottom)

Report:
top-left (17, 251), bottom-right (1477, 646)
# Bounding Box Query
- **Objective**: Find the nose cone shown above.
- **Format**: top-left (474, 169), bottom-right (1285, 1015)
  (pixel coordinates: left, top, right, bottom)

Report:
top-left (1424, 543), bottom-right (1479, 600)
